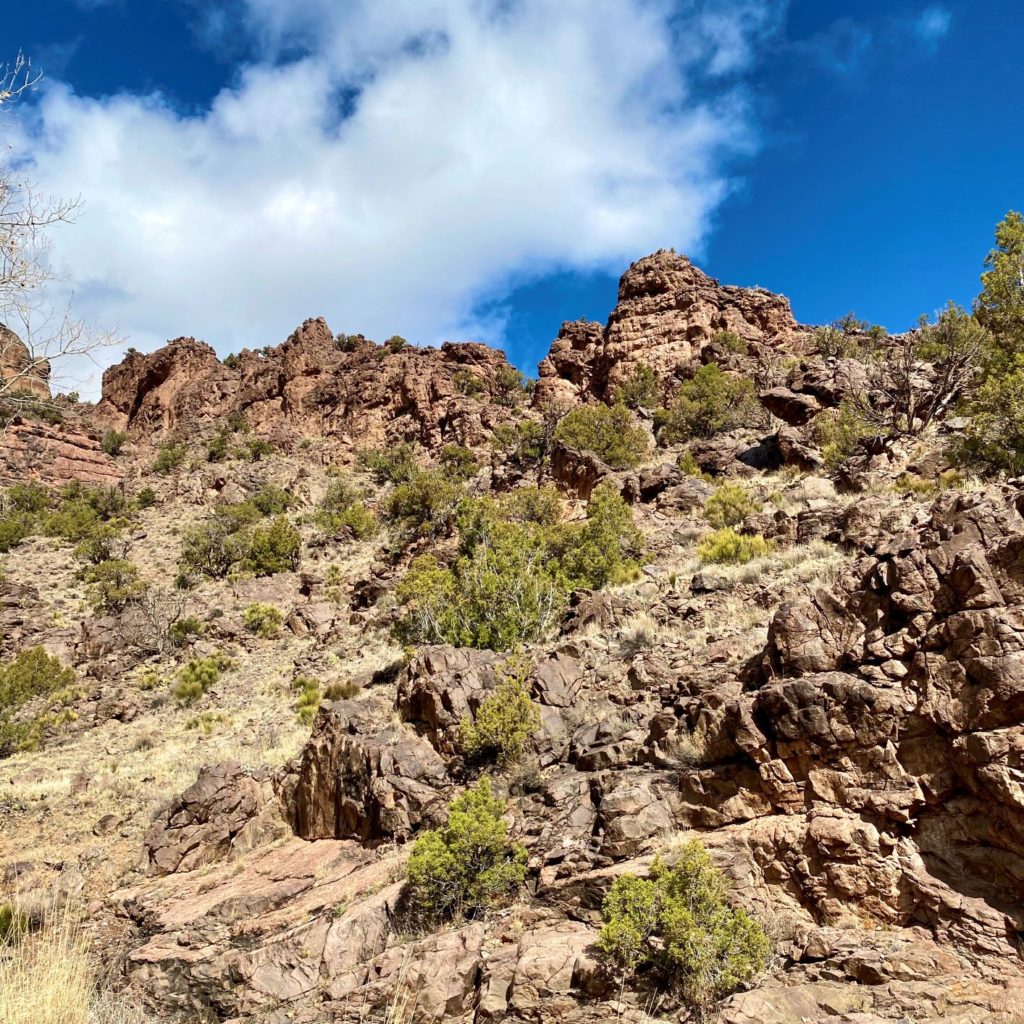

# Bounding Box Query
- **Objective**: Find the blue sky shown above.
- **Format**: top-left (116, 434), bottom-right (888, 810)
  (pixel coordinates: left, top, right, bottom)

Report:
top-left (5, 1), bottom-right (1023, 390)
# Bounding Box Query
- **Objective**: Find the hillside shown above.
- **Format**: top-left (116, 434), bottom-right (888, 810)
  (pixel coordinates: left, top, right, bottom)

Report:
top-left (3, 249), bottom-right (1024, 1024)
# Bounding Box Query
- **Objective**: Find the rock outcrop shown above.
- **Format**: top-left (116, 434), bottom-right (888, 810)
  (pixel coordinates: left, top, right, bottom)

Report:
top-left (0, 322), bottom-right (50, 399)
top-left (536, 251), bottom-right (801, 405)
top-left (96, 319), bottom-right (519, 454)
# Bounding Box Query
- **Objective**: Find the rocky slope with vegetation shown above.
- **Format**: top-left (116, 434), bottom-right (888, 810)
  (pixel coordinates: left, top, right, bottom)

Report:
top-left (4, 215), bottom-right (1024, 1023)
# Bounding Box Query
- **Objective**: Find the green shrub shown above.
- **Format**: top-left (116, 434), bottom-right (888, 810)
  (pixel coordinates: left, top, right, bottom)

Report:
top-left (172, 654), bottom-right (230, 706)
top-left (101, 430), bottom-right (129, 457)
top-left (598, 843), bottom-right (769, 1006)
top-left (206, 429), bottom-right (231, 463)
top-left (0, 647), bottom-right (76, 757)
top-left (397, 544), bottom-right (561, 651)
top-left (243, 602), bottom-right (284, 638)
top-left (452, 369), bottom-right (485, 397)
top-left (554, 404), bottom-right (649, 469)
top-left (358, 442), bottom-right (418, 485)
top-left (458, 661), bottom-right (541, 766)
top-left (491, 419), bottom-right (550, 473)
top-left (248, 484), bottom-right (295, 517)
top-left (73, 525), bottom-right (124, 566)
top-left (316, 477), bottom-right (378, 539)
top-left (385, 469), bottom-right (465, 540)
top-left (385, 335), bottom-right (408, 353)
top-left (324, 678), bottom-right (362, 701)
top-left (7, 482), bottom-right (50, 514)
top-left (814, 401), bottom-right (871, 471)
top-left (660, 365), bottom-right (761, 442)
top-left (243, 437), bottom-right (274, 462)
top-left (180, 502), bottom-right (300, 578)
top-left (82, 559), bottom-right (147, 612)
top-left (136, 487), bottom-right (157, 510)
top-left (704, 481), bottom-right (762, 529)
top-left (223, 353), bottom-right (240, 369)
top-left (152, 442), bottom-right (187, 475)
top-left (614, 363), bottom-right (660, 410)
top-left (953, 360), bottom-right (1024, 475)
top-left (697, 527), bottom-right (772, 565)
top-left (396, 483), bottom-right (642, 650)
top-left (0, 902), bottom-right (28, 944)
top-left (336, 333), bottom-right (364, 352)
top-left (168, 616), bottom-right (204, 646)
top-left (294, 676), bottom-right (322, 723)
top-left (239, 516), bottom-right (301, 575)
top-left (677, 449), bottom-right (711, 480)
top-left (493, 364), bottom-right (533, 407)
top-left (713, 330), bottom-right (747, 355)
top-left (554, 481), bottom-right (644, 589)
top-left (0, 513), bottom-right (35, 553)
top-left (406, 778), bottom-right (527, 922)
top-left (438, 445), bottom-right (480, 480)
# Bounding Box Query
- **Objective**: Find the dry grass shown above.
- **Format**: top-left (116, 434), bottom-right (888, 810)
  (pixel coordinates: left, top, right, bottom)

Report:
top-left (0, 903), bottom-right (147, 1024)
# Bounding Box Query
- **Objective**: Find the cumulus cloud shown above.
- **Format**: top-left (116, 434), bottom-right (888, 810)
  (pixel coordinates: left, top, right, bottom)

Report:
top-left (13, 0), bottom-right (785, 395)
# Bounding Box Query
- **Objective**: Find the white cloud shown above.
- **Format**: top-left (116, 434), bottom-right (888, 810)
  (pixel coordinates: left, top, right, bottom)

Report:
top-left (914, 6), bottom-right (952, 47)
top-left (13, 0), bottom-right (784, 396)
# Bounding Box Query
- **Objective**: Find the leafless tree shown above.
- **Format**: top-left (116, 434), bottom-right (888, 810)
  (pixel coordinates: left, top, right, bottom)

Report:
top-left (0, 53), bottom-right (120, 424)
top-left (116, 587), bottom-right (191, 656)
top-left (852, 303), bottom-right (987, 439)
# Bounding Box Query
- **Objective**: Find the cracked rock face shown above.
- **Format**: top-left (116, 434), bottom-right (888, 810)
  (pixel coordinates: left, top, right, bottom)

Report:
top-left (118, 488), bottom-right (1024, 1023)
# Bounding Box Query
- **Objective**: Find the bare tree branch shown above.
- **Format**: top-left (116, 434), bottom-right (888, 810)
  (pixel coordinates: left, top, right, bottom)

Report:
top-left (0, 53), bottom-right (121, 427)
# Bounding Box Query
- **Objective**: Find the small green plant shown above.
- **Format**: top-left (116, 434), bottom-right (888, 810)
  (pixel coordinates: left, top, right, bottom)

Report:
top-left (0, 902), bottom-right (29, 944)
top-left (598, 842), bottom-right (770, 1007)
top-left (316, 477), bottom-right (378, 540)
top-left (815, 401), bottom-right (871, 471)
top-left (186, 711), bottom-right (229, 734)
top-left (324, 678), bottom-right (361, 701)
top-left (458, 661), bottom-right (541, 766)
top-left (136, 667), bottom-right (162, 691)
top-left (243, 602), bottom-right (284, 638)
top-left (405, 778), bottom-right (527, 923)
top-left (697, 527), bottom-right (772, 565)
top-left (172, 654), bottom-right (231, 706)
top-left (713, 329), bottom-right (747, 354)
top-left (294, 676), bottom-right (322, 723)
top-left (660, 364), bottom-right (762, 442)
top-left (136, 487), bottom-right (157, 510)
top-left (336, 333), bottom-right (364, 352)
top-left (152, 442), bottom-right (187, 475)
top-left (384, 335), bottom-right (408, 353)
top-left (206, 428), bottom-right (231, 463)
top-left (101, 430), bottom-right (129, 457)
top-left (242, 437), bottom-right (274, 462)
top-left (223, 353), bottom-right (240, 369)
top-left (492, 364), bottom-right (532, 407)
top-left (438, 444), bottom-right (480, 480)
top-left (0, 647), bottom-right (77, 756)
top-left (677, 449), bottom-right (711, 480)
top-left (385, 468), bottom-right (465, 540)
top-left (81, 558), bottom-right (147, 613)
top-left (452, 368), bottom-right (485, 397)
top-left (239, 516), bottom-right (301, 575)
top-left (357, 442), bottom-right (418, 485)
top-left (554, 404), bottom-right (649, 469)
top-left (168, 615), bottom-right (204, 647)
top-left (704, 481), bottom-right (762, 529)
top-left (614, 363), bottom-right (661, 410)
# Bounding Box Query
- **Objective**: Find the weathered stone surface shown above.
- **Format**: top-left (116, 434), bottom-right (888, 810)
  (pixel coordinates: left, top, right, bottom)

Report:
top-left (291, 700), bottom-right (449, 842)
top-left (95, 321), bottom-right (521, 456)
top-left (141, 761), bottom-right (286, 876)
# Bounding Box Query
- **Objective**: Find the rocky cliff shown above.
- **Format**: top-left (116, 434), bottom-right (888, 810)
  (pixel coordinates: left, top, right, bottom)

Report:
top-left (1, 250), bottom-right (1016, 1024)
